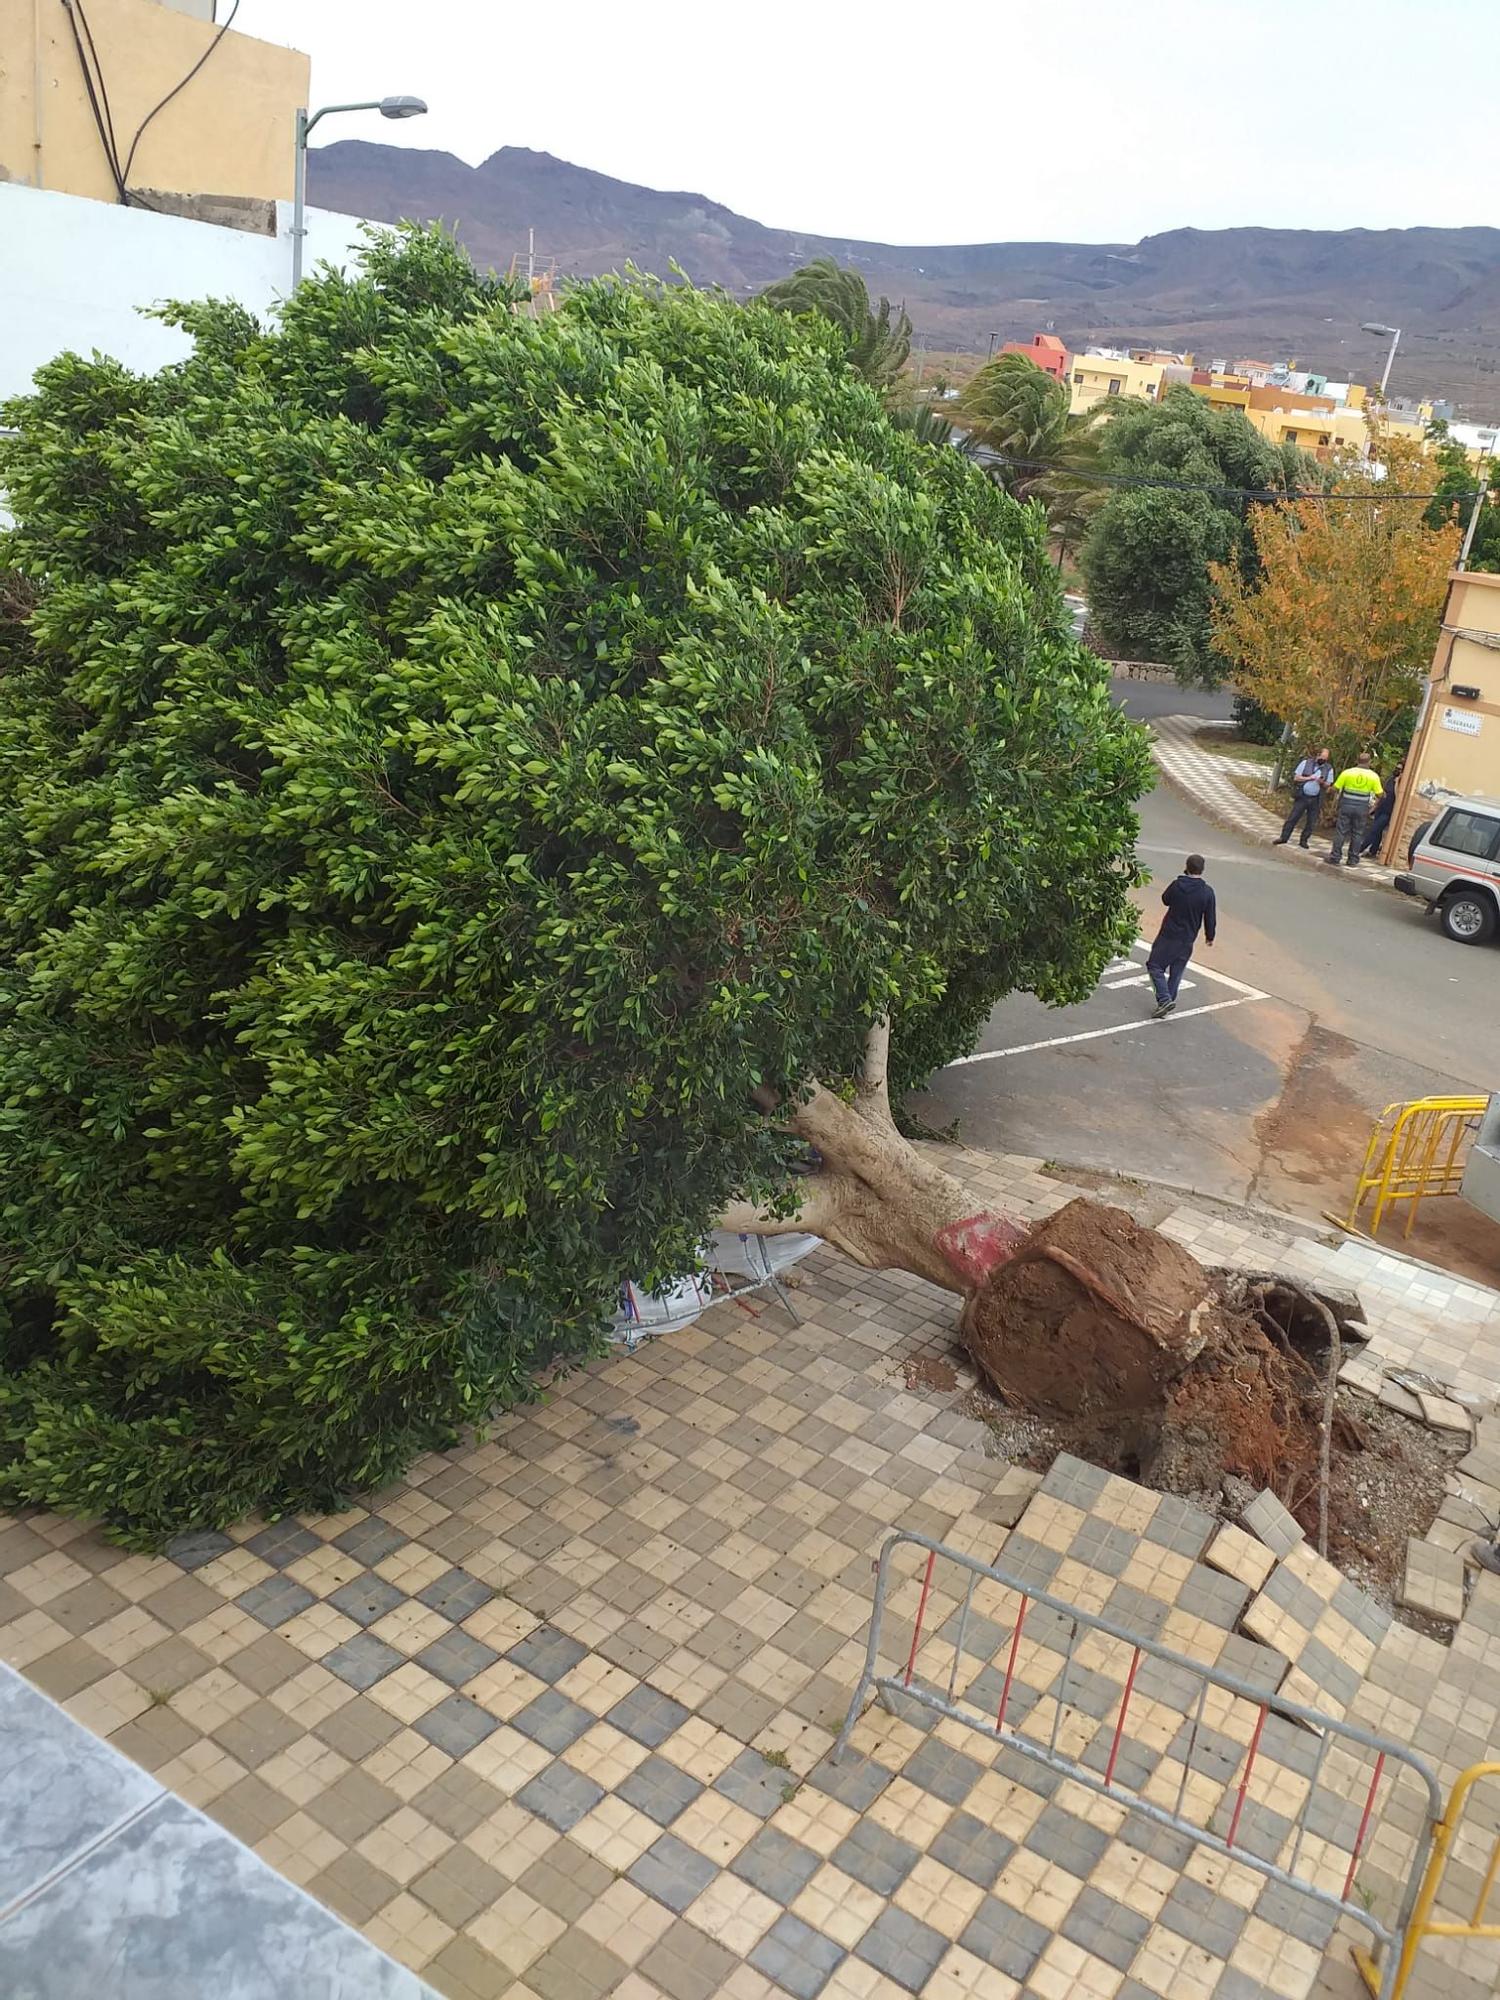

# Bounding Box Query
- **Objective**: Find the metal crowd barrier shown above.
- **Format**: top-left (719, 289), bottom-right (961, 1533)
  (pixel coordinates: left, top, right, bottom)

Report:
top-left (834, 1530), bottom-right (1443, 1999)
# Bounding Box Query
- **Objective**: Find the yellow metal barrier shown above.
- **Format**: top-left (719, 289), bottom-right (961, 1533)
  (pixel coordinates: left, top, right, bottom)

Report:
top-left (1354, 1761), bottom-right (1500, 1998)
top-left (1343, 1096), bottom-right (1488, 1239)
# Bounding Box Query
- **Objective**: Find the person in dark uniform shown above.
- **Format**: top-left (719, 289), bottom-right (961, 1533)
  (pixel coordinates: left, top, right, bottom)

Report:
top-left (1146, 854), bottom-right (1216, 1019)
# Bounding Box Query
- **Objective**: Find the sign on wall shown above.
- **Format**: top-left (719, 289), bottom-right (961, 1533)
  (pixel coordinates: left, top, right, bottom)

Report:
top-left (1440, 707), bottom-right (1483, 736)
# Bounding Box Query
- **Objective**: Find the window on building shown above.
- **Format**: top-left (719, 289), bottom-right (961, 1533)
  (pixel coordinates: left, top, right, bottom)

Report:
top-left (1108, 379), bottom-right (1123, 395)
top-left (1432, 808), bottom-right (1500, 861)
top-left (1073, 372), bottom-right (1084, 385)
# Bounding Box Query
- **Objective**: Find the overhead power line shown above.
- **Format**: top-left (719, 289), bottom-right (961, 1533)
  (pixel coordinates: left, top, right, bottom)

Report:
top-left (973, 450), bottom-right (1478, 505)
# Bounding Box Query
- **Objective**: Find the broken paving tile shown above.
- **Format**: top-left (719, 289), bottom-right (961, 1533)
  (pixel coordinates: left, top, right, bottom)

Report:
top-left (1240, 1490), bottom-right (1303, 1559)
top-left (1204, 1524), bottom-right (1275, 1594)
top-left (1337, 1353), bottom-right (1384, 1397)
top-left (1378, 1380), bottom-right (1424, 1421)
top-left (1416, 1391), bottom-right (1474, 1439)
top-left (1399, 1537), bottom-right (1466, 1623)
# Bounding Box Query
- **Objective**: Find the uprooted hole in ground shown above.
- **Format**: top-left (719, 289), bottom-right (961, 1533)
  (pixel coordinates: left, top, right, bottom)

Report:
top-left (957, 1197), bottom-right (1460, 1624)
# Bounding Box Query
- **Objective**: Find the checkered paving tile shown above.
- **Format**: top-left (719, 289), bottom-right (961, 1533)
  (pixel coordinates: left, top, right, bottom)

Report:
top-left (2, 1155), bottom-right (1498, 1999)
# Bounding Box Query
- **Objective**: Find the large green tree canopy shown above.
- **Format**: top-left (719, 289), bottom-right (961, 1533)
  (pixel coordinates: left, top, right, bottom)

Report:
top-left (1080, 387), bottom-right (1319, 685)
top-left (0, 230), bottom-right (1148, 1539)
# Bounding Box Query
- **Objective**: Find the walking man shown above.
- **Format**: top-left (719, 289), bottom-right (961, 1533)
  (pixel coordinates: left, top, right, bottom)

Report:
top-left (1274, 746), bottom-right (1332, 848)
top-left (1325, 752), bottom-right (1384, 867)
top-left (1147, 854), bottom-right (1216, 1019)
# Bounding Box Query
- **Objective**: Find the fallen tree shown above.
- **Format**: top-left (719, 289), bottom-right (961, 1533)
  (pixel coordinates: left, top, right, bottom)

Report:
top-left (0, 229), bottom-right (1150, 1541)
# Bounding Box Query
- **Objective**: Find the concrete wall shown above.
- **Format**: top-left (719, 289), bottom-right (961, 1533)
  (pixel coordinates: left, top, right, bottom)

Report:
top-left (1387, 570), bottom-right (1500, 861)
top-left (0, 0), bottom-right (308, 203)
top-left (0, 181), bottom-right (369, 405)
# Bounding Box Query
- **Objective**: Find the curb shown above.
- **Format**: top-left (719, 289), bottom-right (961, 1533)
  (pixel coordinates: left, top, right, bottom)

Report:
top-left (1149, 720), bottom-right (1402, 896)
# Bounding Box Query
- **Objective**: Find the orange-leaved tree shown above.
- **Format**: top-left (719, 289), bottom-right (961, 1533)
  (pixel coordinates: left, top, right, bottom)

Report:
top-left (1210, 441), bottom-right (1459, 760)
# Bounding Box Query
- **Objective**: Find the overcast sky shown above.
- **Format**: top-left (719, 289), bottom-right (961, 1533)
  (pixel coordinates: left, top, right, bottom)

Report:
top-left (243, 0), bottom-right (1499, 245)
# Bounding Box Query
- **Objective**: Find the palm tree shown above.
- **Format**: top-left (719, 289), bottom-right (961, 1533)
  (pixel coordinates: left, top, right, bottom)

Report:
top-left (758, 258), bottom-right (912, 391)
top-left (956, 355), bottom-right (1107, 558)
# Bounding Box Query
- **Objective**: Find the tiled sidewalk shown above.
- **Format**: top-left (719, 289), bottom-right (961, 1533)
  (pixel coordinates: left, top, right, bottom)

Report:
top-left (1149, 718), bottom-right (1398, 888)
top-left (1, 1149), bottom-right (1499, 2000)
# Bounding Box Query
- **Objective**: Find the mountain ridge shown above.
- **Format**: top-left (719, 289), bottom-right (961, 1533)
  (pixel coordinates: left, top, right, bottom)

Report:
top-left (306, 142), bottom-right (1500, 410)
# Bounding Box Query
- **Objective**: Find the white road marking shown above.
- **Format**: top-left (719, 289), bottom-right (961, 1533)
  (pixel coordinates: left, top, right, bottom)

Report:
top-left (946, 944), bottom-right (1269, 1067)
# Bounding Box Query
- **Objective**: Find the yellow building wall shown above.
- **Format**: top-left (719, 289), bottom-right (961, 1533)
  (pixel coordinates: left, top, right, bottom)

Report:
top-left (1246, 406), bottom-right (1370, 455)
top-left (1386, 570), bottom-right (1500, 860)
top-left (0, 0), bottom-right (309, 203)
top-left (1068, 358), bottom-right (1166, 415)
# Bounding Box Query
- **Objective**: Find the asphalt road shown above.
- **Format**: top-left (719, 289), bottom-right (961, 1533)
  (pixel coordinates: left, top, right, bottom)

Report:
top-left (909, 683), bottom-right (1500, 1276)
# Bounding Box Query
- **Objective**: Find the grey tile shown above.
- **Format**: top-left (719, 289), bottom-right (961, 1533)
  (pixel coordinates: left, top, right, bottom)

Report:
top-left (1143, 1495), bottom-right (1215, 1557)
top-left (1213, 1971), bottom-right (1283, 2000)
top-left (854, 1906), bottom-right (949, 1992)
top-left (1062, 1885), bottom-right (1153, 1971)
top-left (964, 1665), bottom-right (1044, 1728)
top-left (617, 1754), bottom-right (703, 1827)
top-left (234, 1577), bottom-right (317, 1629)
top-left (1262, 1565), bottom-right (1323, 1628)
top-left (715, 1747), bottom-right (794, 1819)
top-left (331, 1516), bottom-right (408, 1567)
top-left (1296, 1635), bottom-right (1361, 1709)
top-left (244, 1523), bottom-right (321, 1570)
top-left (1332, 1577), bottom-right (1390, 1646)
top-left (1175, 1566), bottom-right (1252, 1629)
top-left (960, 1894), bottom-right (1052, 1979)
top-left (162, 1529), bottom-right (234, 1572)
top-left (1241, 1490), bottom-right (1303, 1558)
top-left (414, 1567), bottom-right (494, 1622)
top-left (1253, 1878), bottom-right (1337, 1949)
top-left (412, 1694), bottom-right (497, 1758)
top-left (604, 1682), bottom-right (690, 1750)
top-left (1102, 1582), bottom-right (1170, 1639)
top-left (1072, 1520), bottom-right (1138, 1578)
top-left (731, 1826), bottom-right (822, 1903)
top-left (1044, 1661), bottom-right (1120, 1721)
top-left (0, 1792), bottom-right (427, 1998)
top-left (750, 1913), bottom-right (845, 1999)
top-left (1169, 1717), bottom-right (1250, 1787)
top-left (506, 1625), bottom-right (588, 1686)
top-left (413, 1632), bottom-right (501, 1690)
top-left (327, 1577), bottom-right (406, 1628)
top-left (511, 1689), bottom-right (594, 1754)
top-left (1040, 1454), bottom-right (1111, 1507)
top-left (0, 1666), bottom-right (161, 1909)
top-left (1217, 1632), bottom-right (1288, 1698)
top-left (930, 1808), bottom-right (1014, 1888)
top-left (323, 1634), bottom-right (403, 1691)
top-left (1078, 1726), bottom-right (1159, 1793)
top-left (516, 1761), bottom-right (605, 1834)
top-left (902, 1737), bottom-right (986, 1807)
top-left (627, 1831), bottom-right (719, 1913)
top-left (830, 1818), bottom-right (920, 1896)
top-left (1160, 1877), bottom-right (1249, 1959)
top-left (996, 1534), bottom-right (1062, 1591)
top-left (1026, 1803), bottom-right (1112, 1879)
top-left (525, 1928), bottom-right (628, 2000)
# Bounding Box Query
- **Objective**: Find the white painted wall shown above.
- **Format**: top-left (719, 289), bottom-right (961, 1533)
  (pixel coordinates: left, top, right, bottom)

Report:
top-left (1, 183), bottom-right (371, 406)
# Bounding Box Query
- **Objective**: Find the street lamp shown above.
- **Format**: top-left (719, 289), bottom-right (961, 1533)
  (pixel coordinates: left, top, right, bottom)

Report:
top-left (291, 96), bottom-right (428, 289)
top-left (1360, 320), bottom-right (1401, 400)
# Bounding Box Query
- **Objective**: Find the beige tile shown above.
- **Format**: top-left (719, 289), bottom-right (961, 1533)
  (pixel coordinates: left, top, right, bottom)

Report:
top-left (792, 1861), bottom-right (885, 1948)
top-left (683, 1872), bottom-right (781, 1953)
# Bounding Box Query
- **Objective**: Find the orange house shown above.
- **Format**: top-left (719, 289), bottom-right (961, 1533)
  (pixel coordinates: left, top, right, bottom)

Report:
top-left (1000, 333), bottom-right (1071, 382)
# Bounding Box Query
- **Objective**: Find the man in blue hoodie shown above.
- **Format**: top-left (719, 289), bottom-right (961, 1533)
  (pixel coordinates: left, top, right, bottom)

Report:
top-left (1146, 854), bottom-right (1216, 1019)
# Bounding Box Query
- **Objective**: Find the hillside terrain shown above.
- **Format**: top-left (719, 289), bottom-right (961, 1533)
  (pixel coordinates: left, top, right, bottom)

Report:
top-left (308, 142), bottom-right (1500, 411)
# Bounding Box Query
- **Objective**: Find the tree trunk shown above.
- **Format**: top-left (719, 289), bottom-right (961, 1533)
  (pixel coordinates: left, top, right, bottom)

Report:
top-left (718, 1022), bottom-right (1027, 1297)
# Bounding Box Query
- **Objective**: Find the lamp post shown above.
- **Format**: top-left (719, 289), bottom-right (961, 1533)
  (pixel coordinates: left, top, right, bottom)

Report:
top-left (1360, 320), bottom-right (1401, 401)
top-left (291, 95), bottom-right (427, 289)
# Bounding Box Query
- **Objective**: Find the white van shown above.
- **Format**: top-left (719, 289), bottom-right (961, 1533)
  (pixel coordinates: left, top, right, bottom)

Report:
top-left (1394, 797), bottom-right (1500, 945)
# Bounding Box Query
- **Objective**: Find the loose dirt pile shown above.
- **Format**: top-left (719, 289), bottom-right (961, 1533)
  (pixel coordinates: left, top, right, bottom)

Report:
top-left (960, 1197), bottom-right (1448, 1593)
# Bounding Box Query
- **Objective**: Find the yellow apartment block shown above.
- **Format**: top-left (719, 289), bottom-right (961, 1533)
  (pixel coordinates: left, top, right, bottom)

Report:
top-left (1, 0), bottom-right (309, 204)
top-left (1385, 569), bottom-right (1500, 862)
top-left (1068, 355), bottom-right (1166, 414)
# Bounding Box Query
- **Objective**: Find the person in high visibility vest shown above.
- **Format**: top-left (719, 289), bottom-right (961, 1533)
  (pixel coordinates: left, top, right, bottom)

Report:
top-left (1324, 753), bottom-right (1384, 868)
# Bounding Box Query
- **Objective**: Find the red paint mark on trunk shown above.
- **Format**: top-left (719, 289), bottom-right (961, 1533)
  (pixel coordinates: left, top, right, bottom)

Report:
top-left (937, 1211), bottom-right (1028, 1286)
